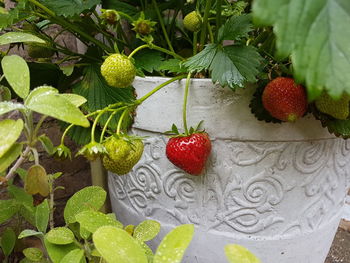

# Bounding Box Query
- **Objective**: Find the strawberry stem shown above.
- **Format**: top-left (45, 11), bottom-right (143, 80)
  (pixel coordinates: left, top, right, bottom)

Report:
top-left (128, 44), bottom-right (149, 59)
top-left (199, 0), bottom-right (213, 51)
top-left (116, 108), bottom-right (129, 135)
top-left (183, 72), bottom-right (192, 135)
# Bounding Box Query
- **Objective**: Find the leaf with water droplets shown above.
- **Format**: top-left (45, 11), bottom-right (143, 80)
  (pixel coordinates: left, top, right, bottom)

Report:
top-left (1, 55), bottom-right (30, 98)
top-left (76, 210), bottom-right (123, 233)
top-left (64, 186), bottom-right (106, 224)
top-left (93, 226), bottom-right (148, 263)
top-left (153, 224), bottom-right (194, 263)
top-left (0, 32), bottom-right (45, 45)
top-left (224, 244), bottom-right (260, 263)
top-left (0, 119), bottom-right (23, 158)
top-left (0, 101), bottom-right (24, 116)
top-left (44, 237), bottom-right (79, 263)
top-left (134, 220), bottom-right (160, 242)
top-left (46, 227), bottom-right (75, 245)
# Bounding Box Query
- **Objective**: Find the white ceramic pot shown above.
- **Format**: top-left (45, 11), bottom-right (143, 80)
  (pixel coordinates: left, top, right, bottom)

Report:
top-left (108, 77), bottom-right (350, 263)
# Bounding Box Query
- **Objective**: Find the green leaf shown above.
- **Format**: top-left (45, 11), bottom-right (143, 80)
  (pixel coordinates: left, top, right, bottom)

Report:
top-left (25, 86), bottom-right (89, 127)
top-left (8, 185), bottom-right (33, 208)
top-left (218, 14), bottom-right (253, 41)
top-left (0, 143), bottom-right (23, 173)
top-left (59, 94), bottom-right (87, 107)
top-left (75, 210), bottom-right (123, 233)
top-left (1, 55), bottom-right (30, 98)
top-left (60, 249), bottom-right (84, 263)
top-left (134, 50), bottom-right (163, 73)
top-left (0, 228), bottom-right (16, 256)
top-left (0, 101), bottom-right (25, 116)
top-left (134, 220), bottom-right (161, 242)
top-left (0, 32), bottom-right (45, 45)
top-left (16, 168), bottom-right (28, 181)
top-left (64, 186), bottom-right (106, 224)
top-left (224, 244), bottom-right (260, 263)
top-left (322, 119), bottom-right (350, 138)
top-left (153, 224), bottom-right (194, 263)
top-left (44, 237), bottom-right (79, 263)
top-left (252, 0), bottom-right (350, 99)
top-left (159, 59), bottom-right (187, 73)
top-left (0, 119), bottom-right (23, 158)
top-left (36, 199), bottom-right (49, 233)
top-left (0, 0), bottom-right (27, 30)
top-left (0, 85), bottom-right (11, 101)
top-left (38, 0), bottom-right (100, 17)
top-left (18, 229), bottom-right (43, 239)
top-left (60, 65), bottom-right (74, 77)
top-left (101, 0), bottom-right (139, 17)
top-left (137, 241), bottom-right (154, 263)
top-left (183, 44), bottom-right (218, 72)
top-left (46, 227), bottom-right (75, 245)
top-left (23, 247), bottom-right (43, 262)
top-left (93, 226), bottom-right (148, 263)
top-left (38, 135), bottom-right (55, 155)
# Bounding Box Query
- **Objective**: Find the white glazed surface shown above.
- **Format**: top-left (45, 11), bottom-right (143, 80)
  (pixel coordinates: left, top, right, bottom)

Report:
top-left (109, 77), bottom-right (350, 263)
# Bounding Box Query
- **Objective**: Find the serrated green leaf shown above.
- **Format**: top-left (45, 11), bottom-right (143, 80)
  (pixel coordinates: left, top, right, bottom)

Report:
top-left (153, 224), bottom-right (194, 263)
top-left (218, 14), bottom-right (253, 41)
top-left (134, 220), bottom-right (160, 242)
top-left (23, 247), bottom-right (43, 262)
top-left (159, 59), bottom-right (187, 73)
top-left (0, 143), bottom-right (22, 173)
top-left (75, 210), bottom-right (123, 234)
top-left (25, 86), bottom-right (89, 127)
top-left (0, 119), bottom-right (23, 158)
top-left (0, 101), bottom-right (25, 116)
top-left (0, 32), bottom-right (45, 45)
top-left (252, 0), bottom-right (350, 99)
top-left (59, 94), bottom-right (86, 107)
top-left (18, 229), bottom-right (43, 239)
top-left (36, 199), bottom-right (49, 233)
top-left (0, 228), bottom-right (16, 256)
top-left (134, 50), bottom-right (163, 73)
top-left (183, 44), bottom-right (218, 72)
top-left (38, 135), bottom-right (55, 155)
top-left (323, 119), bottom-right (350, 138)
top-left (46, 227), bottom-right (75, 245)
top-left (44, 237), bottom-right (79, 263)
top-left (2, 55), bottom-right (30, 98)
top-left (93, 226), bottom-right (148, 263)
top-left (60, 249), bottom-right (85, 263)
top-left (38, 0), bottom-right (100, 17)
top-left (224, 244), bottom-right (260, 263)
top-left (64, 186), bottom-right (106, 224)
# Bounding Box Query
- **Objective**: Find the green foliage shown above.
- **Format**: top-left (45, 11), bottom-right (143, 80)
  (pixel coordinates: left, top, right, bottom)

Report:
top-left (0, 228), bottom-right (16, 257)
top-left (218, 14), bottom-right (252, 41)
top-left (38, 0), bottom-right (100, 17)
top-left (134, 220), bottom-right (161, 242)
top-left (0, 119), bottom-right (23, 158)
top-left (23, 247), bottom-right (44, 262)
top-left (225, 244), bottom-right (261, 263)
top-left (0, 143), bottom-right (23, 173)
top-left (0, 0), bottom-right (27, 30)
top-left (0, 32), bottom-right (45, 45)
top-left (46, 227), bottom-right (75, 245)
top-left (44, 237), bottom-right (79, 263)
top-left (60, 249), bottom-right (85, 263)
top-left (134, 50), bottom-right (164, 74)
top-left (252, 0), bottom-right (350, 99)
top-left (75, 210), bottom-right (123, 233)
top-left (19, 230), bottom-right (43, 239)
top-left (0, 101), bottom-right (25, 116)
top-left (35, 199), bottom-right (50, 233)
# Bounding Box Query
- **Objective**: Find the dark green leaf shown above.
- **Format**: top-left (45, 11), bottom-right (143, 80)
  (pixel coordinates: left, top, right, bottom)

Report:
top-left (252, 0), bottom-right (350, 99)
top-left (323, 119), bottom-right (350, 138)
top-left (0, 143), bottom-right (22, 173)
top-left (0, 32), bottom-right (45, 45)
top-left (36, 199), bottom-right (50, 233)
top-left (0, 85), bottom-right (11, 101)
top-left (183, 44), bottom-right (218, 72)
top-left (218, 14), bottom-right (252, 42)
top-left (38, 0), bottom-right (100, 17)
top-left (159, 59), bottom-right (187, 73)
top-left (101, 0), bottom-right (139, 17)
top-left (8, 185), bottom-right (33, 207)
top-left (0, 228), bottom-right (16, 256)
top-left (134, 50), bottom-right (163, 73)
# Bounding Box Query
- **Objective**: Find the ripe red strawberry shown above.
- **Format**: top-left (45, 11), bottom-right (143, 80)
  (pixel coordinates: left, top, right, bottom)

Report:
top-left (166, 133), bottom-right (211, 175)
top-left (262, 77), bottom-right (307, 122)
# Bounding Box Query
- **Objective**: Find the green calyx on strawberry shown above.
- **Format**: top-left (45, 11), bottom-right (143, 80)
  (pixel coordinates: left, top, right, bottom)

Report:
top-left (315, 91), bottom-right (350, 120)
top-left (100, 9), bottom-right (120, 26)
top-left (101, 53), bottom-right (136, 88)
top-left (53, 144), bottom-right (72, 160)
top-left (77, 142), bottom-right (107, 161)
top-left (165, 122), bottom-right (211, 176)
top-left (132, 12), bottom-right (157, 36)
top-left (102, 134), bottom-right (144, 175)
top-left (183, 11), bottom-right (202, 32)
top-left (262, 77), bottom-right (308, 122)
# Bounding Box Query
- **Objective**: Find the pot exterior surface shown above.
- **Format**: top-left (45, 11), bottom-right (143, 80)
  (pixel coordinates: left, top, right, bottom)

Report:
top-left (109, 77), bottom-right (350, 263)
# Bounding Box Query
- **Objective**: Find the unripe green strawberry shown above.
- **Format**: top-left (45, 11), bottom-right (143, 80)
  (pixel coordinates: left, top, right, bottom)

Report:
top-left (102, 136), bottom-right (144, 175)
top-left (27, 43), bottom-right (55, 58)
top-left (101, 54), bottom-right (136, 88)
top-left (315, 92), bottom-right (350, 120)
top-left (183, 11), bottom-right (202, 32)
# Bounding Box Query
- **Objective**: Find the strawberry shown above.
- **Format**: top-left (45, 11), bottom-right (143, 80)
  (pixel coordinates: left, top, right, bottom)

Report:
top-left (183, 11), bottom-right (202, 32)
top-left (102, 136), bottom-right (144, 175)
top-left (315, 92), bottom-right (350, 120)
top-left (166, 132), bottom-right (211, 175)
top-left (262, 77), bottom-right (307, 122)
top-left (101, 54), bottom-right (136, 88)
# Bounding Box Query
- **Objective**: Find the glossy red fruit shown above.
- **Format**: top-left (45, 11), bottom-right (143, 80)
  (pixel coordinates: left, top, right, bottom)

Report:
top-left (262, 77), bottom-right (308, 122)
top-left (166, 133), bottom-right (211, 175)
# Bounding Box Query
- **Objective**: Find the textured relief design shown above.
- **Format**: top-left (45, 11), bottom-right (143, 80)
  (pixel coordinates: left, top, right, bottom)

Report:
top-left (109, 136), bottom-right (349, 237)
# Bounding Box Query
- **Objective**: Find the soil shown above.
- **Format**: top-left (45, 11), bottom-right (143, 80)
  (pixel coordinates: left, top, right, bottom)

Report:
top-left (326, 221), bottom-right (350, 263)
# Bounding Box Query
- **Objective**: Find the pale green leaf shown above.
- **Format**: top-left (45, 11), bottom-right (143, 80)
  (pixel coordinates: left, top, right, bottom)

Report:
top-left (0, 101), bottom-right (25, 116)
top-left (1, 55), bottom-right (30, 98)
top-left (44, 237), bottom-right (79, 263)
top-left (38, 135), bottom-right (55, 155)
top-left (75, 210), bottom-right (123, 233)
top-left (0, 32), bottom-right (45, 45)
top-left (60, 249), bottom-right (84, 263)
top-left (93, 226), bottom-right (147, 263)
top-left (25, 86), bottom-right (58, 104)
top-left (18, 230), bottom-right (43, 239)
top-left (60, 65), bottom-right (74, 76)
top-left (35, 199), bottom-right (49, 233)
top-left (0, 119), bottom-right (23, 158)
top-left (0, 228), bottom-right (16, 256)
top-left (60, 94), bottom-right (87, 107)
top-left (64, 186), bottom-right (106, 224)
top-left (153, 224), bottom-right (194, 263)
top-left (46, 227), bottom-right (74, 245)
top-left (224, 244), bottom-right (260, 263)
top-left (252, 0), bottom-right (350, 99)
top-left (0, 199), bottom-right (19, 224)
top-left (23, 247), bottom-right (43, 262)
top-left (0, 143), bottom-right (22, 173)
top-left (134, 220), bottom-right (161, 242)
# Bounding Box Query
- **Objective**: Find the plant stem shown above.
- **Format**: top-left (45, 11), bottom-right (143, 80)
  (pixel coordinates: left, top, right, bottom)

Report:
top-left (193, 32), bottom-right (198, 55)
top-left (128, 44), bottom-right (149, 59)
top-left (199, 0), bottom-right (213, 50)
top-left (208, 22), bottom-right (214, 43)
top-left (215, 0), bottom-right (222, 41)
top-left (150, 44), bottom-right (184, 60)
top-left (5, 146), bottom-right (31, 182)
top-left (60, 123), bottom-right (74, 145)
top-left (90, 110), bottom-right (108, 143)
top-left (100, 111), bottom-right (118, 142)
top-left (31, 148), bottom-right (39, 165)
top-left (136, 74), bottom-right (187, 104)
top-left (49, 174), bottom-right (55, 230)
top-left (116, 109), bottom-right (129, 135)
top-left (33, 115), bottom-right (47, 139)
top-left (117, 11), bottom-right (133, 22)
top-left (183, 73), bottom-right (192, 135)
top-left (151, 0), bottom-right (175, 53)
